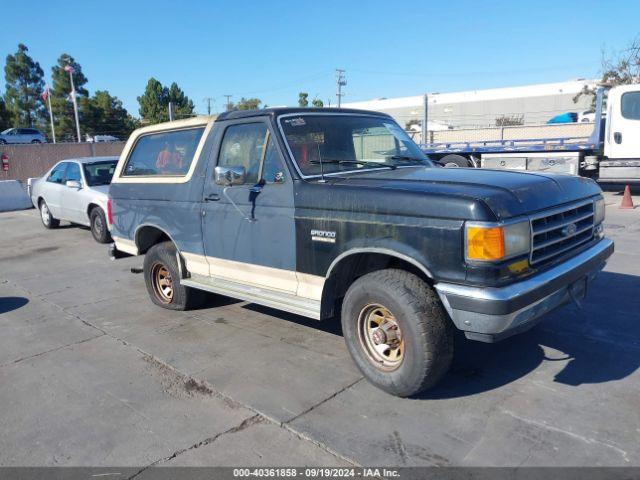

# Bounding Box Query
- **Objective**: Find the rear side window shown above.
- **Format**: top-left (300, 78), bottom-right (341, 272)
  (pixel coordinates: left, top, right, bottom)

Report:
top-left (621, 92), bottom-right (640, 120)
top-left (122, 127), bottom-right (205, 177)
top-left (84, 161), bottom-right (117, 186)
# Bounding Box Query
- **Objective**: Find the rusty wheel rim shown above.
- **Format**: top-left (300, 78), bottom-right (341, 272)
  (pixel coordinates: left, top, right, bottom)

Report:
top-left (357, 303), bottom-right (404, 371)
top-left (151, 262), bottom-right (173, 303)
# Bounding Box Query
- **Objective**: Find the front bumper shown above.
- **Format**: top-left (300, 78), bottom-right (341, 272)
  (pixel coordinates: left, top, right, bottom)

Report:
top-left (435, 238), bottom-right (614, 343)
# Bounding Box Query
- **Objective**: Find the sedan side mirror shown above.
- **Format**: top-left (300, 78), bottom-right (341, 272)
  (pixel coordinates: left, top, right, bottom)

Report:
top-left (66, 180), bottom-right (82, 189)
top-left (215, 166), bottom-right (246, 186)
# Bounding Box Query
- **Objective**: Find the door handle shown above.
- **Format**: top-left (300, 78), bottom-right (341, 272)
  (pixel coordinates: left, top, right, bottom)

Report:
top-left (614, 132), bottom-right (622, 144)
top-left (204, 193), bottom-right (220, 202)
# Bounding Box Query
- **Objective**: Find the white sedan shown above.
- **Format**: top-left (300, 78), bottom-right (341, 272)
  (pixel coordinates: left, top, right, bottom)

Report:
top-left (30, 156), bottom-right (118, 243)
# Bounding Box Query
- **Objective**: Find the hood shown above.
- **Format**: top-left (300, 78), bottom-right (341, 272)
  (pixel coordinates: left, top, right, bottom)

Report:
top-left (328, 166), bottom-right (602, 220)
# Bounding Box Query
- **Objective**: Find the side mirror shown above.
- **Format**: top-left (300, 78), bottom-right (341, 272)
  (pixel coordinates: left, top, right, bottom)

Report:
top-left (66, 180), bottom-right (82, 189)
top-left (215, 165), bottom-right (246, 186)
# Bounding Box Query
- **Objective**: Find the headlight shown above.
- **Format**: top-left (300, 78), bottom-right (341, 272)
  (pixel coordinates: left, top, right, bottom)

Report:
top-left (465, 220), bottom-right (531, 262)
top-left (594, 197), bottom-right (605, 225)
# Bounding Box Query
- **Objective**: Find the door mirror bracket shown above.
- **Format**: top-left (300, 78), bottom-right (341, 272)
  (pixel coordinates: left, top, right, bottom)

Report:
top-left (65, 180), bottom-right (82, 189)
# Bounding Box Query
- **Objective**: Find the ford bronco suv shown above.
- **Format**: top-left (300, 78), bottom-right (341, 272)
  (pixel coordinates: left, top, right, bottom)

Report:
top-left (108, 108), bottom-right (613, 397)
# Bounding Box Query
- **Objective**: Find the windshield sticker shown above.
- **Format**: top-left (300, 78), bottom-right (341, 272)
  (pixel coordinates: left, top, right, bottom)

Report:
top-left (284, 117), bottom-right (306, 127)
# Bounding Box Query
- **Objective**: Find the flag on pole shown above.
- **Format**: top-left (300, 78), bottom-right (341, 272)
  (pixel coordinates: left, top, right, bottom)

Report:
top-left (41, 85), bottom-right (50, 102)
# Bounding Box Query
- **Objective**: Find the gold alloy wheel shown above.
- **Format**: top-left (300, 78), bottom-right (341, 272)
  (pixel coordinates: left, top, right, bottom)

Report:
top-left (151, 262), bottom-right (173, 303)
top-left (357, 303), bottom-right (404, 371)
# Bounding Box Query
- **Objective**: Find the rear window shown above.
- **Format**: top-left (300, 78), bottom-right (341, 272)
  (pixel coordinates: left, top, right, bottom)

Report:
top-left (122, 127), bottom-right (205, 177)
top-left (84, 161), bottom-right (118, 186)
top-left (621, 92), bottom-right (640, 120)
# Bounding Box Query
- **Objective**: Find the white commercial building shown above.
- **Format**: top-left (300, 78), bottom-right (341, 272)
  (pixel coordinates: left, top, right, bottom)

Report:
top-left (342, 79), bottom-right (598, 130)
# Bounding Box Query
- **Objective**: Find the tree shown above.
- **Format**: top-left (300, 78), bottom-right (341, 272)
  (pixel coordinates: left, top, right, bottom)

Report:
top-left (137, 78), bottom-right (194, 124)
top-left (82, 90), bottom-right (138, 139)
top-left (405, 119), bottom-right (420, 130)
top-left (602, 36), bottom-right (640, 85)
top-left (138, 78), bottom-right (167, 124)
top-left (574, 36), bottom-right (640, 106)
top-left (50, 53), bottom-right (89, 140)
top-left (167, 82), bottom-right (195, 119)
top-left (4, 44), bottom-right (45, 127)
top-left (298, 92), bottom-right (309, 107)
top-left (0, 97), bottom-right (10, 131)
top-left (233, 97), bottom-right (262, 110)
top-left (312, 97), bottom-right (324, 108)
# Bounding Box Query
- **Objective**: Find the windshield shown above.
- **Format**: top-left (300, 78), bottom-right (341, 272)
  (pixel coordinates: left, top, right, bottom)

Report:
top-left (279, 114), bottom-right (431, 177)
top-left (1, 129), bottom-right (12, 135)
top-left (83, 161), bottom-right (118, 186)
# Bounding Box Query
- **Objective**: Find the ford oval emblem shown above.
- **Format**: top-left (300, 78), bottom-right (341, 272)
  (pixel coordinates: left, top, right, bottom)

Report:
top-left (562, 223), bottom-right (577, 237)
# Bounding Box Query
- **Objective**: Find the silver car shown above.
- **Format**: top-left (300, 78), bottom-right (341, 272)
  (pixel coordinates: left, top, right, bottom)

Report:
top-left (0, 127), bottom-right (47, 144)
top-left (30, 156), bottom-right (118, 243)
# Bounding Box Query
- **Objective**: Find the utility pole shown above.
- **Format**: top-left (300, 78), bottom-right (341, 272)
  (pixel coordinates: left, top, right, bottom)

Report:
top-left (168, 102), bottom-right (174, 121)
top-left (64, 65), bottom-right (82, 143)
top-left (422, 93), bottom-right (428, 145)
top-left (223, 94), bottom-right (233, 111)
top-left (335, 69), bottom-right (346, 107)
top-left (203, 97), bottom-right (215, 115)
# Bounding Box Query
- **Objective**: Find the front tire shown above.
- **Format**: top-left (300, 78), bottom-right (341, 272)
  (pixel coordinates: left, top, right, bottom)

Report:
top-left (143, 241), bottom-right (206, 311)
top-left (341, 269), bottom-right (454, 397)
top-left (39, 200), bottom-right (60, 229)
top-left (90, 207), bottom-right (111, 244)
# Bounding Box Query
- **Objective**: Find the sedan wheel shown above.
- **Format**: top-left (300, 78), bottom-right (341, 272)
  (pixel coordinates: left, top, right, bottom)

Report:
top-left (39, 200), bottom-right (60, 229)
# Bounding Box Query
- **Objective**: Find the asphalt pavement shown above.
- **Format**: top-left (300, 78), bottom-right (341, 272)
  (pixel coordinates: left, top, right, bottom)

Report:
top-left (0, 191), bottom-right (638, 468)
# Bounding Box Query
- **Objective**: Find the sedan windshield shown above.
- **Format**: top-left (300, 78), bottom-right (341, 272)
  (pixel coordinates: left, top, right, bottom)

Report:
top-left (279, 114), bottom-right (431, 177)
top-left (83, 161), bottom-right (118, 186)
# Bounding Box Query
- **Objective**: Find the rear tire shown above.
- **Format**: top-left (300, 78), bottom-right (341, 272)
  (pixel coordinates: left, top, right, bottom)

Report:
top-left (31, 139), bottom-right (41, 144)
top-left (39, 200), bottom-right (60, 229)
top-left (440, 154), bottom-right (470, 168)
top-left (90, 207), bottom-right (112, 244)
top-left (143, 241), bottom-right (207, 311)
top-left (341, 269), bottom-right (454, 397)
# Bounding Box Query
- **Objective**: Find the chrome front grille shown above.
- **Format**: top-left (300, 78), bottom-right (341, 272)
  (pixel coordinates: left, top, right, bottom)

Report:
top-left (530, 200), bottom-right (595, 265)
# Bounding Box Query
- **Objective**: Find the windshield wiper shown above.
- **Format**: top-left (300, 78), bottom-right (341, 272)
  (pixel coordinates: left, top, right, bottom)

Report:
top-left (309, 159), bottom-right (396, 170)
top-left (387, 155), bottom-right (426, 163)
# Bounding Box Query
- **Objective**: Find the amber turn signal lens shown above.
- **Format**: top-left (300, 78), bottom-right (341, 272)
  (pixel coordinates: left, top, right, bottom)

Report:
top-left (466, 226), bottom-right (505, 261)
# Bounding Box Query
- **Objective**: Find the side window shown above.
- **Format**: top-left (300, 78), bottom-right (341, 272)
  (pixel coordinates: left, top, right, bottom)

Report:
top-left (123, 127), bottom-right (205, 177)
top-left (621, 92), bottom-right (640, 120)
top-left (47, 163), bottom-right (67, 184)
top-left (66, 163), bottom-right (82, 182)
top-left (218, 123), bottom-right (268, 184)
top-left (261, 137), bottom-right (286, 183)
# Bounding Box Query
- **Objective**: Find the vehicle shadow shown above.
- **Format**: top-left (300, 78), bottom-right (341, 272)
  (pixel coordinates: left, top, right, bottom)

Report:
top-left (419, 270), bottom-right (640, 399)
top-left (0, 296), bottom-right (29, 314)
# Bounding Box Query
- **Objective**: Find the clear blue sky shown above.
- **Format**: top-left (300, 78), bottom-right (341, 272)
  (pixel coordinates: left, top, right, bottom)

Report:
top-left (2, 0), bottom-right (638, 116)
